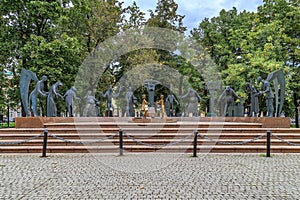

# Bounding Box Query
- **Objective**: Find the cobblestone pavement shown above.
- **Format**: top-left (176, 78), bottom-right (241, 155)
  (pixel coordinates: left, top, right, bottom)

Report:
top-left (1, 153), bottom-right (300, 199)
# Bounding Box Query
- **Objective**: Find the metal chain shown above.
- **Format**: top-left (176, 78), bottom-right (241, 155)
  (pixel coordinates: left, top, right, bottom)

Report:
top-left (0, 134), bottom-right (43, 145)
top-left (271, 133), bottom-right (300, 146)
top-left (124, 132), bottom-right (193, 148)
top-left (198, 133), bottom-right (266, 145)
top-left (48, 133), bottom-right (118, 144)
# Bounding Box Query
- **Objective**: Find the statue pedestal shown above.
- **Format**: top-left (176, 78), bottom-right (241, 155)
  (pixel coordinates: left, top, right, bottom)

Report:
top-left (227, 105), bottom-right (244, 117)
top-left (105, 110), bottom-right (113, 117)
top-left (206, 112), bottom-right (217, 117)
top-left (131, 117), bottom-right (177, 123)
top-left (147, 107), bottom-right (157, 118)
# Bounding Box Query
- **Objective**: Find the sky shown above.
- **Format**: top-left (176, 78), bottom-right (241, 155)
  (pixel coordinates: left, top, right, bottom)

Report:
top-left (123, 0), bottom-right (264, 31)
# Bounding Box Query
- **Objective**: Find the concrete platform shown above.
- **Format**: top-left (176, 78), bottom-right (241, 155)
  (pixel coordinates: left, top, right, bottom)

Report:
top-left (15, 116), bottom-right (290, 128)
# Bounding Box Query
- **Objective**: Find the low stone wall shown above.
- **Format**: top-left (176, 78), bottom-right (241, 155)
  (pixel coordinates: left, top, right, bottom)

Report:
top-left (15, 117), bottom-right (290, 129)
top-left (194, 117), bottom-right (290, 128)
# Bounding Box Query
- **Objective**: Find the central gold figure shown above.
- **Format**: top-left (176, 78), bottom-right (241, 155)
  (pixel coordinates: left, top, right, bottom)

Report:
top-left (156, 94), bottom-right (166, 119)
top-left (141, 94), bottom-right (149, 118)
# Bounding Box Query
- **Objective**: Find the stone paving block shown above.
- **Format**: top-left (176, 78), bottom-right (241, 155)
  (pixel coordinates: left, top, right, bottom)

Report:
top-left (0, 154), bottom-right (300, 199)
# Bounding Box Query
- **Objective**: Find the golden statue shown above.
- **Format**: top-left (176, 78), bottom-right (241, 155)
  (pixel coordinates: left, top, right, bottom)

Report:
top-left (141, 94), bottom-right (149, 118)
top-left (156, 94), bottom-right (166, 119)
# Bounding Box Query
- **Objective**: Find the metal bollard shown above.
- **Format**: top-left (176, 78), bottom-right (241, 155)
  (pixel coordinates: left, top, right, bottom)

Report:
top-left (266, 130), bottom-right (271, 157)
top-left (193, 129), bottom-right (198, 157)
top-left (119, 129), bottom-right (123, 156)
top-left (42, 128), bottom-right (48, 157)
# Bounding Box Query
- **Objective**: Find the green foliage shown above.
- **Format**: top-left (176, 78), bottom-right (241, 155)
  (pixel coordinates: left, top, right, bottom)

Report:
top-left (0, 0), bottom-right (299, 117)
top-left (147, 0), bottom-right (186, 33)
top-left (21, 33), bottom-right (83, 90)
top-left (191, 0), bottom-right (300, 116)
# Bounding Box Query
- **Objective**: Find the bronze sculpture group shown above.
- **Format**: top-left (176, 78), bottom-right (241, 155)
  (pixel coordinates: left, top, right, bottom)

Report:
top-left (20, 68), bottom-right (285, 118)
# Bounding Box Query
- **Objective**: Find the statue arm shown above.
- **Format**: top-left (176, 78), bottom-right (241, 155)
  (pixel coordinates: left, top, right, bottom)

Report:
top-left (93, 96), bottom-right (99, 103)
top-left (172, 95), bottom-right (179, 104)
top-left (53, 84), bottom-right (63, 99)
top-left (37, 82), bottom-right (48, 96)
top-left (165, 96), bottom-right (170, 102)
top-left (63, 91), bottom-right (68, 98)
top-left (180, 92), bottom-right (189, 99)
top-left (260, 83), bottom-right (271, 95)
top-left (195, 92), bottom-right (201, 101)
top-left (217, 90), bottom-right (225, 103)
top-left (73, 92), bottom-right (80, 101)
top-left (232, 90), bottom-right (241, 100)
top-left (101, 91), bottom-right (106, 98)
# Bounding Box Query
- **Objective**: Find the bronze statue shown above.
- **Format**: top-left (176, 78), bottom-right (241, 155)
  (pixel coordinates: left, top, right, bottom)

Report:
top-left (83, 90), bottom-right (100, 117)
top-left (257, 76), bottom-right (274, 117)
top-left (20, 68), bottom-right (39, 117)
top-left (125, 86), bottom-right (137, 117)
top-left (47, 82), bottom-right (63, 117)
top-left (166, 92), bottom-right (179, 117)
top-left (101, 85), bottom-right (122, 117)
top-left (144, 80), bottom-right (160, 107)
top-left (180, 88), bottom-right (201, 117)
top-left (246, 82), bottom-right (259, 117)
top-left (29, 75), bottom-right (48, 117)
top-left (217, 86), bottom-right (241, 116)
top-left (257, 69), bottom-right (285, 117)
top-left (64, 86), bottom-right (80, 117)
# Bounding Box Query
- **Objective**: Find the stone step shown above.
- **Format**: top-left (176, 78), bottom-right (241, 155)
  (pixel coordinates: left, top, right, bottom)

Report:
top-left (44, 121), bottom-right (263, 128)
top-left (1, 132), bottom-right (300, 140)
top-left (2, 127), bottom-right (300, 135)
top-left (0, 117), bottom-right (295, 154)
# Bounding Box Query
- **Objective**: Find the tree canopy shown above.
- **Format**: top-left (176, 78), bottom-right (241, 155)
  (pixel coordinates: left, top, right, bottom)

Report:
top-left (0, 0), bottom-right (299, 116)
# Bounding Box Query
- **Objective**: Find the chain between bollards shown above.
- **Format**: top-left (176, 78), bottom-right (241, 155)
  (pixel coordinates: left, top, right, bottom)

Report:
top-left (42, 128), bottom-right (48, 157)
top-left (266, 130), bottom-right (271, 158)
top-left (193, 129), bottom-right (198, 157)
top-left (119, 129), bottom-right (123, 156)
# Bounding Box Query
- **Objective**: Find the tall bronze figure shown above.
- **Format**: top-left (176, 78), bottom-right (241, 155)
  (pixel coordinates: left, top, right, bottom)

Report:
top-left (83, 90), bottom-right (100, 117)
top-left (20, 68), bottom-right (39, 117)
top-left (257, 69), bottom-right (285, 117)
top-left (64, 86), bottom-right (80, 117)
top-left (101, 85), bottom-right (122, 117)
top-left (217, 86), bottom-right (241, 116)
top-left (125, 87), bottom-right (137, 117)
top-left (246, 82), bottom-right (259, 117)
top-left (47, 82), bottom-right (63, 117)
top-left (180, 88), bottom-right (201, 117)
top-left (166, 92), bottom-right (179, 117)
top-left (29, 75), bottom-right (48, 117)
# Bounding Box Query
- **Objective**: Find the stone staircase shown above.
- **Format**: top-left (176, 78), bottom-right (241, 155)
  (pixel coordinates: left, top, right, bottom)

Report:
top-left (0, 117), bottom-right (299, 154)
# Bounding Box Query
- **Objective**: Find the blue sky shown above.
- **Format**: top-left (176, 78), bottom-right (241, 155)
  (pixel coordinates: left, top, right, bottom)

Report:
top-left (123, 0), bottom-right (264, 31)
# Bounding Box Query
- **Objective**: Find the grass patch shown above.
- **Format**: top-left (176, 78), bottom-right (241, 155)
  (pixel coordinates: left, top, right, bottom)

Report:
top-left (0, 122), bottom-right (15, 128)
top-left (260, 153), bottom-right (275, 157)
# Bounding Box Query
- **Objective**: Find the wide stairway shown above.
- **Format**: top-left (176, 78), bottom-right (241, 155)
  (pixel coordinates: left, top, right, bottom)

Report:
top-left (0, 117), bottom-right (299, 154)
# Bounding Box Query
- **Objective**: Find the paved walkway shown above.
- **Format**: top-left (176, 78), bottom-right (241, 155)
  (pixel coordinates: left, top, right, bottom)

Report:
top-left (1, 153), bottom-right (300, 199)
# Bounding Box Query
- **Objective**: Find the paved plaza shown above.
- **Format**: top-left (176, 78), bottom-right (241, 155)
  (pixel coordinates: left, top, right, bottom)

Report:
top-left (1, 153), bottom-right (300, 199)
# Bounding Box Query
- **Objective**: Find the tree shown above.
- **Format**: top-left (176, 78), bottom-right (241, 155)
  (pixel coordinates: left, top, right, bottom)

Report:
top-left (0, 0), bottom-right (65, 115)
top-left (191, 0), bottom-right (300, 116)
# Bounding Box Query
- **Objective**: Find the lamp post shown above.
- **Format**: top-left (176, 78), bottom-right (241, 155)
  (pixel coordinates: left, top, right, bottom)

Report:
top-left (4, 70), bottom-right (13, 128)
top-left (3, 88), bottom-right (9, 128)
top-left (290, 51), bottom-right (299, 128)
top-left (7, 100), bottom-right (9, 128)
